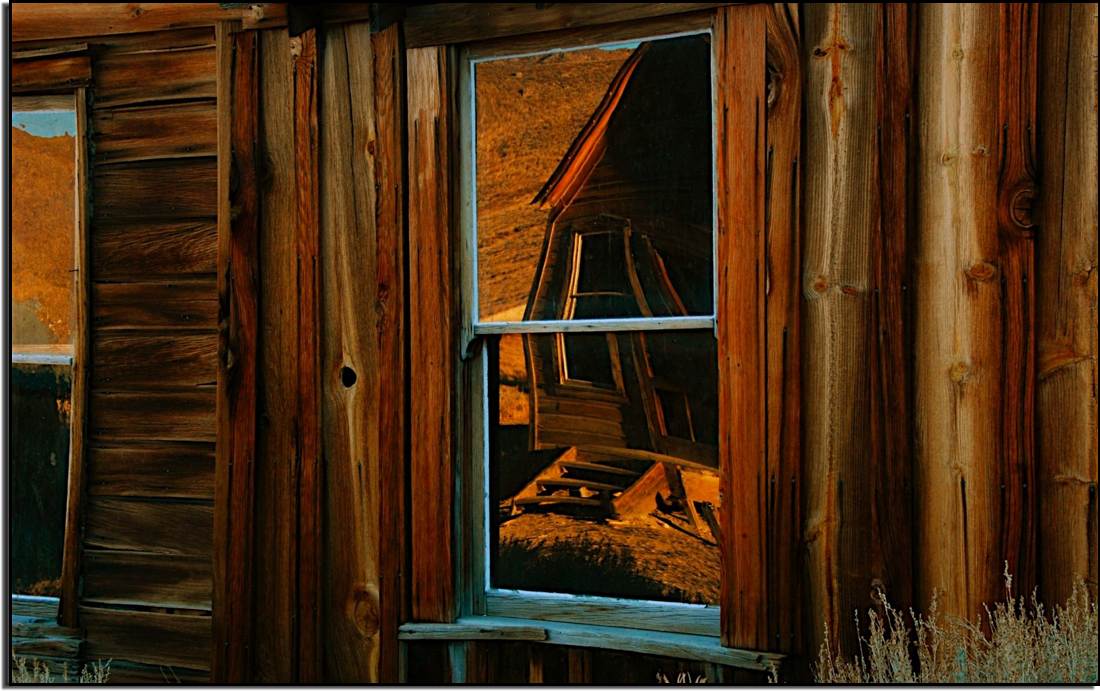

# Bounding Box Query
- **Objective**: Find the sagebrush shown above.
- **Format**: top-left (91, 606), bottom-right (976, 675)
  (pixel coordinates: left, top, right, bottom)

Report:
top-left (10, 657), bottom-right (110, 684)
top-left (814, 570), bottom-right (1097, 684)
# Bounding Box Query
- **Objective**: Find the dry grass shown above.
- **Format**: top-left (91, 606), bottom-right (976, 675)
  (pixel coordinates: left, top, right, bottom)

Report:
top-left (814, 569), bottom-right (1097, 684)
top-left (10, 657), bottom-right (110, 684)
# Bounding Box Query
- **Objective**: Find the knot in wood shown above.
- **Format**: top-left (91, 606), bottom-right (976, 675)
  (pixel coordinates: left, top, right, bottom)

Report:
top-left (965, 261), bottom-right (997, 282)
top-left (1009, 186), bottom-right (1037, 230)
top-left (949, 361), bottom-right (972, 384)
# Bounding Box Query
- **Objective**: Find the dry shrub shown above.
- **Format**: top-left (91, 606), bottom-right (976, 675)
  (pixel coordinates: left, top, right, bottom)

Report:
top-left (814, 570), bottom-right (1097, 684)
top-left (11, 657), bottom-right (110, 684)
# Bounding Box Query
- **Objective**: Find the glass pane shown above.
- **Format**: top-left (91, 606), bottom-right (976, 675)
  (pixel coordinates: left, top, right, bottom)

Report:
top-left (488, 330), bottom-right (719, 605)
top-left (12, 108), bottom-right (77, 350)
top-left (10, 364), bottom-right (72, 596)
top-left (475, 33), bottom-right (714, 323)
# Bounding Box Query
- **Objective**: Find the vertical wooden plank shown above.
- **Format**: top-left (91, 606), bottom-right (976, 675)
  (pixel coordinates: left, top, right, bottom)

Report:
top-left (800, 3), bottom-right (882, 657)
top-left (292, 26), bottom-right (322, 683)
top-left (914, 3), bottom-right (1003, 621)
top-left (716, 3), bottom-right (767, 651)
top-left (371, 23), bottom-right (408, 684)
top-left (252, 28), bottom-right (297, 683)
top-left (869, 0), bottom-right (917, 618)
top-left (213, 26), bottom-right (259, 683)
top-left (319, 21), bottom-right (384, 682)
top-left (59, 86), bottom-right (91, 628)
top-left (995, 2), bottom-right (1040, 596)
top-left (1037, 2), bottom-right (1099, 605)
top-left (763, 2), bottom-right (802, 658)
top-left (407, 44), bottom-right (456, 624)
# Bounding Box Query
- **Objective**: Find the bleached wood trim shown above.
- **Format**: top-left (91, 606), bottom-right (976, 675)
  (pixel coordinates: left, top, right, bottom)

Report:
top-left (400, 616), bottom-right (782, 671)
top-left (474, 316), bottom-right (714, 335)
top-left (486, 591), bottom-right (718, 638)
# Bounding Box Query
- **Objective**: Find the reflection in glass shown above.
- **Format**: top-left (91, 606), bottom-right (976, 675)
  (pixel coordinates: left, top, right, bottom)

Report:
top-left (489, 331), bottom-right (719, 605)
top-left (475, 33), bottom-right (714, 322)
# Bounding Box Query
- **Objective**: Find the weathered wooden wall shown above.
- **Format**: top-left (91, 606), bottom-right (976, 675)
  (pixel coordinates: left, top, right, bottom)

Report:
top-left (81, 27), bottom-right (218, 682)
top-left (9, 2), bottom-right (1097, 684)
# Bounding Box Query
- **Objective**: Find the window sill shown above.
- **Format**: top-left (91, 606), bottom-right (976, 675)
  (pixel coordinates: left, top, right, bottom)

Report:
top-left (398, 616), bottom-right (783, 672)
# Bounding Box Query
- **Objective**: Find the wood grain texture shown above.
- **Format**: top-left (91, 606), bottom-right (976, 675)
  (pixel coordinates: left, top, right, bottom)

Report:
top-left (11, 3), bottom-right (284, 43)
top-left (92, 333), bottom-right (217, 391)
top-left (1037, 2), bottom-right (1099, 604)
top-left (868, 0), bottom-right (916, 622)
top-left (92, 281), bottom-right (218, 330)
top-left (716, 4), bottom-right (768, 651)
top-left (89, 390), bottom-right (216, 443)
top-left (213, 27), bottom-right (259, 683)
top-left (293, 27), bottom-right (323, 683)
top-left (93, 157), bottom-right (217, 222)
top-left (84, 497), bottom-right (213, 557)
top-left (763, 2), bottom-right (802, 658)
top-left (60, 87), bottom-right (91, 628)
top-left (802, 6), bottom-right (882, 656)
top-left (408, 44), bottom-right (456, 625)
top-left (82, 549), bottom-right (212, 610)
top-left (87, 443), bottom-right (215, 500)
top-left (914, 3), bottom-right (1004, 621)
top-left (93, 221), bottom-right (217, 280)
top-left (10, 53), bottom-right (91, 93)
top-left (252, 28), bottom-right (297, 683)
top-left (403, 3), bottom-right (726, 48)
top-left (93, 45), bottom-right (216, 108)
top-left (92, 101), bottom-right (217, 164)
top-left (995, 2), bottom-right (1040, 596)
top-left (80, 606), bottom-right (212, 672)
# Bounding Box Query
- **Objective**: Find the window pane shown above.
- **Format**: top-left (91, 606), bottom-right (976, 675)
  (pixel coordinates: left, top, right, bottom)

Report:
top-left (12, 108), bottom-right (77, 349)
top-left (488, 330), bottom-right (719, 605)
top-left (10, 364), bottom-right (71, 596)
top-left (475, 33), bottom-right (714, 323)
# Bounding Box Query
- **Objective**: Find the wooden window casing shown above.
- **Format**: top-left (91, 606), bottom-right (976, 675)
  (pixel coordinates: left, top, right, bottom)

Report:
top-left (407, 4), bottom-right (783, 662)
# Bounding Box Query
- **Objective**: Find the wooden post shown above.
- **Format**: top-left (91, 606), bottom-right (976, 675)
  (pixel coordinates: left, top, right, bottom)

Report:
top-left (716, 3), bottom-right (768, 652)
top-left (1037, 2), bottom-right (1098, 605)
top-left (213, 25), bottom-right (259, 683)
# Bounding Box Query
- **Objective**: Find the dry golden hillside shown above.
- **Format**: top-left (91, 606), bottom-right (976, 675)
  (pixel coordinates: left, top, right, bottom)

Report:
top-left (475, 47), bottom-right (632, 320)
top-left (11, 126), bottom-right (75, 345)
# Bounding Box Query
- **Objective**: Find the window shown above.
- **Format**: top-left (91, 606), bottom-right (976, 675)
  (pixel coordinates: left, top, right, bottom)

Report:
top-left (10, 97), bottom-right (81, 603)
top-left (461, 28), bottom-right (720, 635)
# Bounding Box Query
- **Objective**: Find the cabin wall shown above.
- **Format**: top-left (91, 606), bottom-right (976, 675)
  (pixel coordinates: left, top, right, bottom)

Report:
top-left (80, 28), bottom-right (218, 681)
top-left (8, 2), bottom-right (1096, 684)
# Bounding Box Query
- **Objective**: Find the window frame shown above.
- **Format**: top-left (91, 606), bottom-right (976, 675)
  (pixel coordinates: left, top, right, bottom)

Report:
top-left (456, 20), bottom-right (722, 639)
top-left (9, 86), bottom-right (92, 628)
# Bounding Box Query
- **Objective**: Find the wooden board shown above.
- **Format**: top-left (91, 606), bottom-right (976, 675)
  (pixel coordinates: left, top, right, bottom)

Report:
top-left (82, 549), bottom-right (212, 610)
top-left (1036, 2), bottom-right (1099, 605)
top-left (800, 3), bottom-right (883, 657)
top-left (86, 443), bottom-right (215, 500)
top-left (93, 221), bottom-right (217, 280)
top-left (11, 53), bottom-right (91, 93)
top-left (93, 45), bottom-right (217, 108)
top-left (89, 390), bottom-right (216, 443)
top-left (404, 3), bottom-right (727, 48)
top-left (80, 606), bottom-right (212, 672)
top-left (92, 101), bottom-right (217, 164)
top-left (93, 158), bottom-right (217, 222)
top-left (83, 497), bottom-right (213, 557)
top-left (92, 333), bottom-right (217, 391)
top-left (92, 281), bottom-right (218, 330)
top-left (715, 4), bottom-right (767, 651)
top-left (11, 3), bottom-right (284, 43)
